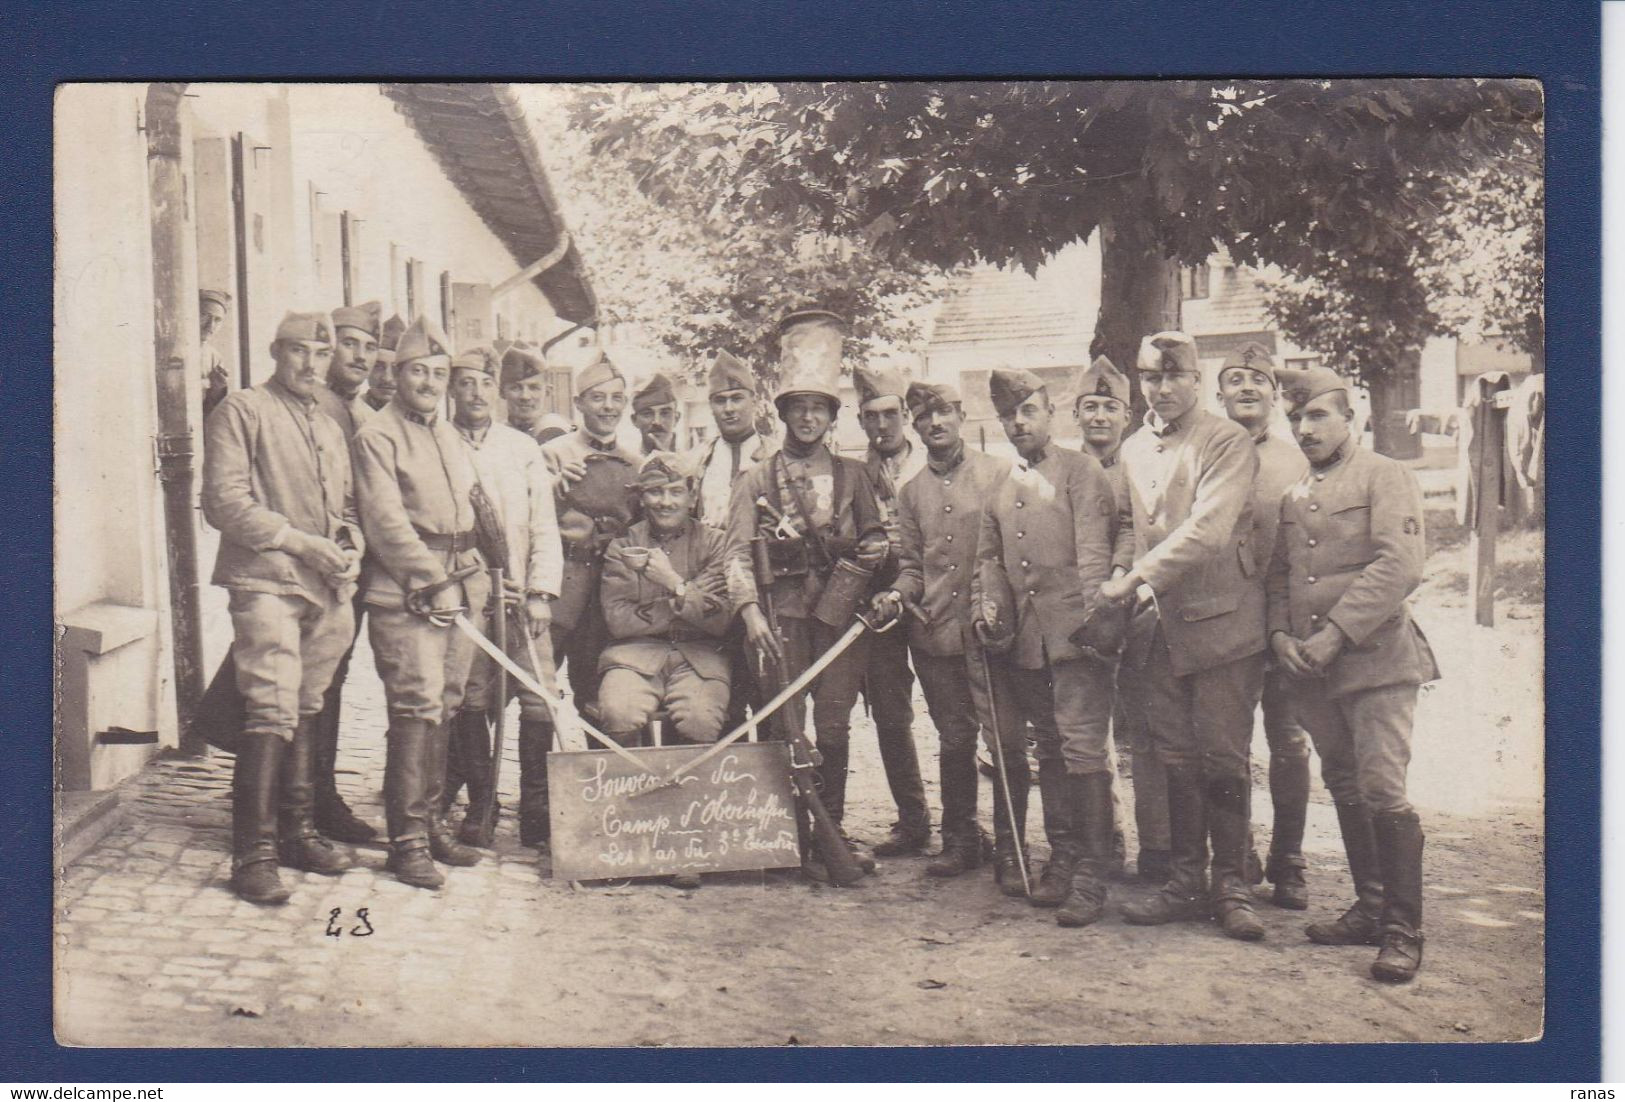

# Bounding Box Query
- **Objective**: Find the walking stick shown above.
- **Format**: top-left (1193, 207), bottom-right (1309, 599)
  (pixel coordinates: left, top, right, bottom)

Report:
top-left (976, 642), bottom-right (1031, 896)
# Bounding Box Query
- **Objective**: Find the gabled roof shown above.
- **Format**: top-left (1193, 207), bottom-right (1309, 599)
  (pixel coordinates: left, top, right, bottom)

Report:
top-left (382, 83), bottom-right (597, 325)
top-left (928, 264), bottom-right (1092, 350)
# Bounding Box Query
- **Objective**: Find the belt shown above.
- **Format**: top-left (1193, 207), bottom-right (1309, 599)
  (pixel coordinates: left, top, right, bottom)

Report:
top-left (414, 527), bottom-right (478, 553)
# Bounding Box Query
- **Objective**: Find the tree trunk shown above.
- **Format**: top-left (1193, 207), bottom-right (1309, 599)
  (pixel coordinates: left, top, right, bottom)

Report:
top-left (1091, 197), bottom-right (1181, 424)
top-left (1366, 349), bottom-right (1423, 460)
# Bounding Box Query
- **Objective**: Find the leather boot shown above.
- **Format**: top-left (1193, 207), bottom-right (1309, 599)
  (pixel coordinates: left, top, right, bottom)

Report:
top-left (1057, 772), bottom-right (1113, 928)
top-left (517, 718), bottom-right (553, 846)
top-left (1029, 758), bottom-right (1076, 907)
top-left (277, 716), bottom-right (354, 875)
top-left (231, 731), bottom-right (291, 904)
top-left (425, 721), bottom-right (483, 867)
top-left (1122, 762), bottom-right (1210, 925)
top-left (817, 737), bottom-right (851, 826)
top-left (453, 710), bottom-right (497, 847)
top-left (1266, 751), bottom-right (1311, 910)
top-left (926, 738), bottom-right (981, 877)
top-left (872, 715), bottom-right (931, 856)
top-left (383, 717), bottom-right (443, 889)
top-left (1370, 810), bottom-right (1425, 983)
top-left (1137, 849), bottom-right (1172, 883)
top-left (1306, 801), bottom-right (1386, 946)
top-left (1207, 773), bottom-right (1265, 941)
top-left (311, 685), bottom-right (378, 843)
top-left (990, 742), bottom-right (1031, 897)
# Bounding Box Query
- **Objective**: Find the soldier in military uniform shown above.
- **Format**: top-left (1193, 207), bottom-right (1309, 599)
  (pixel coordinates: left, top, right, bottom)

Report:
top-left (363, 313), bottom-right (405, 412)
top-left (852, 364), bottom-right (931, 857)
top-left (727, 310), bottom-right (889, 877)
top-left (500, 344), bottom-right (552, 441)
top-left (971, 369), bottom-right (1118, 926)
top-left (1268, 365), bottom-right (1437, 983)
top-left (202, 311), bottom-right (360, 904)
top-left (1217, 340), bottom-right (1314, 910)
top-left (445, 348), bottom-right (563, 848)
top-left (1109, 332), bottom-right (1268, 942)
top-left (631, 372), bottom-right (682, 454)
top-left (875, 381), bottom-right (1016, 880)
top-left (200, 288), bottom-right (232, 421)
top-left (541, 356), bottom-right (642, 710)
top-left (352, 317), bottom-right (489, 888)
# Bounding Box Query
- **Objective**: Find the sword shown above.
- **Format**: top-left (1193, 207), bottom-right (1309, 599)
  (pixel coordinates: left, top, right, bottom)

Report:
top-left (976, 642), bottom-right (1032, 896)
top-left (467, 567), bottom-right (508, 848)
top-left (451, 612), bottom-right (659, 778)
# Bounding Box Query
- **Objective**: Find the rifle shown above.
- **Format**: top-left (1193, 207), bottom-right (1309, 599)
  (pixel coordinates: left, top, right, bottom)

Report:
top-left (752, 531), bottom-right (866, 887)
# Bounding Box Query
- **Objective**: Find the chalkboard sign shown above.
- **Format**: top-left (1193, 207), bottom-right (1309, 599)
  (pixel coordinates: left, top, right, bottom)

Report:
top-left (546, 743), bottom-right (801, 881)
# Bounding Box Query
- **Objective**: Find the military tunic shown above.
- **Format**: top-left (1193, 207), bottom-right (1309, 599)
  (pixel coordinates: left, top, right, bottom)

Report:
top-left (686, 431), bottom-right (772, 528)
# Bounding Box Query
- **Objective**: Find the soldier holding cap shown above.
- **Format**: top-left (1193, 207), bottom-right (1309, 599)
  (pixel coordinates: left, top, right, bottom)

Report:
top-left (1216, 340), bottom-right (1314, 910)
top-left (352, 316), bottom-right (490, 888)
top-left (970, 368), bottom-right (1119, 925)
top-left (202, 310), bottom-right (361, 903)
top-left (1268, 364), bottom-right (1437, 983)
top-left (444, 347), bottom-right (564, 848)
top-left (727, 309), bottom-right (889, 878)
top-left (874, 381), bottom-right (1017, 880)
top-left (364, 313), bottom-right (406, 412)
top-left (1110, 331), bottom-right (1268, 942)
top-left (631, 372), bottom-right (682, 454)
top-left (200, 288), bottom-right (233, 420)
top-left (541, 354), bottom-right (642, 710)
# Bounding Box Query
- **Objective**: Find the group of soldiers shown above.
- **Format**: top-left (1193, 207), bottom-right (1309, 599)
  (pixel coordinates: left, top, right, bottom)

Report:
top-left (199, 298), bottom-right (1436, 986)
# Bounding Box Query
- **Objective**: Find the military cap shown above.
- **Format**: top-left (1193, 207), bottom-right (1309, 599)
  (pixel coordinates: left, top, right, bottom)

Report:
top-left (574, 353), bottom-right (624, 398)
top-left (380, 313), bottom-right (407, 351)
top-left (452, 348), bottom-right (496, 376)
top-left (1072, 355), bottom-right (1131, 407)
top-left (1136, 331), bottom-right (1200, 377)
top-left (274, 311), bottom-right (333, 345)
top-left (394, 316), bottom-right (452, 366)
top-left (1219, 340), bottom-right (1277, 383)
top-left (708, 349), bottom-right (755, 396)
top-left (988, 367), bottom-right (1046, 418)
top-left (632, 372), bottom-right (678, 413)
top-left (501, 346), bottom-right (547, 389)
top-left (775, 309), bottom-right (846, 410)
top-left (332, 300), bottom-right (382, 339)
top-left (1276, 365), bottom-right (1349, 411)
top-left (905, 380), bottom-right (961, 419)
top-left (632, 451), bottom-right (689, 489)
top-left (853, 363), bottom-right (908, 409)
top-left (199, 288), bottom-right (232, 311)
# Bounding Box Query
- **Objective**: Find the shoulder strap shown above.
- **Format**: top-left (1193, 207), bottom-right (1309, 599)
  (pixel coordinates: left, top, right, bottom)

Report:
top-left (776, 452), bottom-right (833, 568)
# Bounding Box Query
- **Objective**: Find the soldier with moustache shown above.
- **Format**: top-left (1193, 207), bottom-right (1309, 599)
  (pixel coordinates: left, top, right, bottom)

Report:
top-left (363, 313), bottom-right (406, 413)
top-left (873, 381), bottom-right (1018, 880)
top-left (1268, 365), bottom-right (1437, 983)
top-left (631, 372), bottom-right (682, 454)
top-left (444, 348), bottom-right (564, 848)
top-left (1107, 331), bottom-right (1267, 942)
top-left (970, 369), bottom-right (1119, 925)
top-left (1216, 341), bottom-right (1314, 911)
top-left (351, 317), bottom-right (489, 888)
top-left (852, 364), bottom-right (932, 858)
top-left (202, 311), bottom-right (361, 903)
top-left (1072, 355), bottom-right (1167, 883)
top-left (541, 355), bottom-right (643, 710)
top-left (727, 310), bottom-right (889, 877)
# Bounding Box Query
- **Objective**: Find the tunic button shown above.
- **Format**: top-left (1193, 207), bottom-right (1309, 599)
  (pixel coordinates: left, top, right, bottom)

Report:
top-left (1315, 474), bottom-right (1325, 481)
top-left (1307, 576), bottom-right (1318, 584)
top-left (1156, 445), bottom-right (1165, 454)
top-left (944, 505), bottom-right (953, 513)
top-left (945, 534), bottom-right (954, 542)
top-left (1016, 532), bottom-right (1024, 539)
top-left (1028, 589), bottom-right (1037, 596)
top-left (952, 590), bottom-right (959, 597)
top-left (1308, 503), bottom-right (1319, 512)
top-left (949, 563), bottom-right (957, 570)
top-left (1015, 501), bottom-right (1024, 509)
top-left (1020, 560), bottom-right (1030, 568)
top-left (1308, 538), bottom-right (1317, 547)
top-left (1311, 613), bottom-right (1320, 621)
top-left (944, 478), bottom-right (952, 486)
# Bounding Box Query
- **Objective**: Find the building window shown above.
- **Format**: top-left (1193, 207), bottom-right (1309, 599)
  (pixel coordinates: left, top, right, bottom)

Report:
top-left (1285, 356), bottom-right (1321, 371)
top-left (1180, 264), bottom-right (1210, 300)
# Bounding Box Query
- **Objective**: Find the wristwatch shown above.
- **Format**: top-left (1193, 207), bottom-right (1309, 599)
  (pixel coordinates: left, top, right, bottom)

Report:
top-left (672, 580), bottom-right (689, 603)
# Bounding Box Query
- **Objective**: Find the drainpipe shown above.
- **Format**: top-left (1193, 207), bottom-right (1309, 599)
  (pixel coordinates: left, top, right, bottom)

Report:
top-left (145, 82), bottom-right (206, 756)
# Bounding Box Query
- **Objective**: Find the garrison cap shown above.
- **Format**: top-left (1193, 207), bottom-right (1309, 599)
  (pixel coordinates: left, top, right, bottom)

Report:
top-left (1276, 365), bottom-right (1350, 411)
top-left (501, 346), bottom-right (546, 389)
top-left (274, 311), bottom-right (333, 345)
top-left (775, 309), bottom-right (846, 411)
top-left (574, 353), bottom-right (624, 398)
top-left (988, 367), bottom-right (1046, 418)
top-left (1219, 340), bottom-right (1277, 383)
top-left (1137, 331), bottom-right (1200, 377)
top-left (632, 372), bottom-right (678, 413)
top-left (1072, 355), bottom-right (1131, 407)
top-left (905, 380), bottom-right (961, 419)
top-left (332, 300), bottom-right (382, 339)
top-left (380, 313), bottom-right (407, 351)
top-left (452, 348), bottom-right (496, 376)
top-left (707, 349), bottom-right (755, 396)
top-left (632, 451), bottom-right (689, 489)
top-left (853, 363), bottom-right (908, 409)
top-left (394, 316), bottom-right (452, 366)
top-left (199, 288), bottom-right (232, 311)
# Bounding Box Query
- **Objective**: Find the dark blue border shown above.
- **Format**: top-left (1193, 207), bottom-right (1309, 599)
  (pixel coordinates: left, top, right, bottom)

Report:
top-left (4, 0), bottom-right (1599, 1082)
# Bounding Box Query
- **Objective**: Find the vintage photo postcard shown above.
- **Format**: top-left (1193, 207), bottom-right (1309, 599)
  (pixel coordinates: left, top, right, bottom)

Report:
top-left (53, 79), bottom-right (1544, 1047)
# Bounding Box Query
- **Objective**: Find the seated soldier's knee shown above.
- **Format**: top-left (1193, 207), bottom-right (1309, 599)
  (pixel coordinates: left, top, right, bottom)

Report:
top-left (597, 696), bottom-right (652, 739)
